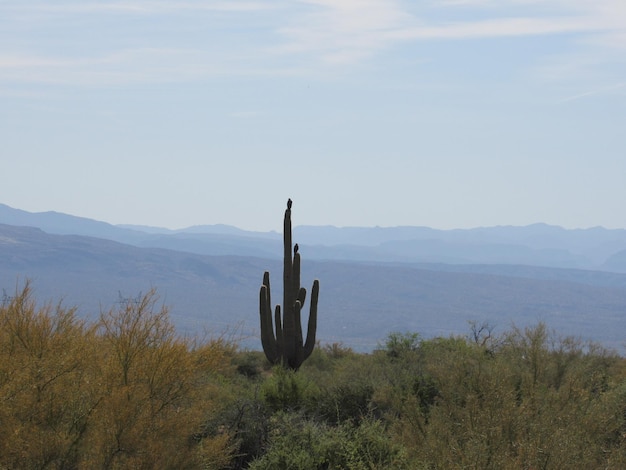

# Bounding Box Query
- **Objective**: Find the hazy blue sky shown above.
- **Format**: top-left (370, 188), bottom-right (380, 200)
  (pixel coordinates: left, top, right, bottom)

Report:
top-left (1, 1), bottom-right (625, 232)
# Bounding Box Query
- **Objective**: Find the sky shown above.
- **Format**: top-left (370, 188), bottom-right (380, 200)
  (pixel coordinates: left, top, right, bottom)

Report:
top-left (1, 1), bottom-right (625, 232)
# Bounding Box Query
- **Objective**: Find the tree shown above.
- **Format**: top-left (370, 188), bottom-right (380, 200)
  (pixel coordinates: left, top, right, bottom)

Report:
top-left (0, 281), bottom-right (100, 468)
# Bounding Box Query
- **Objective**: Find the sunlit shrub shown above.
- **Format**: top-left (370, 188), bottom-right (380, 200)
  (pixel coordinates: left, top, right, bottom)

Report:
top-left (261, 366), bottom-right (319, 412)
top-left (248, 414), bottom-right (409, 470)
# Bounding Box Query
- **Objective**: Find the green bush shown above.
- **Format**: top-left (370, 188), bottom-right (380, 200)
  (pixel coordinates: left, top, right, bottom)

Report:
top-left (248, 414), bottom-right (410, 470)
top-left (380, 331), bottom-right (421, 359)
top-left (233, 350), bottom-right (265, 379)
top-left (261, 366), bottom-right (319, 412)
top-left (4, 284), bottom-right (626, 469)
top-left (315, 381), bottom-right (375, 425)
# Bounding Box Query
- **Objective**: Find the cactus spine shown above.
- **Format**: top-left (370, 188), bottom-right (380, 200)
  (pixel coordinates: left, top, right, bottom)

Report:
top-left (259, 199), bottom-right (319, 370)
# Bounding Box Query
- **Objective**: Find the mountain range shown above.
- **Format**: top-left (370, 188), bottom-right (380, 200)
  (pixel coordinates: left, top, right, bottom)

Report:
top-left (1, 203), bottom-right (625, 353)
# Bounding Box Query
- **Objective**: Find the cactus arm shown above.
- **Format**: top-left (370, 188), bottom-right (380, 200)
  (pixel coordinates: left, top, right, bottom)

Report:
top-left (293, 251), bottom-right (301, 299)
top-left (262, 271), bottom-right (272, 318)
top-left (259, 282), bottom-right (279, 363)
top-left (291, 299), bottom-right (304, 369)
top-left (294, 299), bottom-right (304, 347)
top-left (302, 279), bottom-right (319, 360)
top-left (275, 304), bottom-right (283, 363)
top-left (297, 287), bottom-right (306, 305)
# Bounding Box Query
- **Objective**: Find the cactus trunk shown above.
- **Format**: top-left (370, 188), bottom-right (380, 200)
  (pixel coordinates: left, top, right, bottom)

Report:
top-left (259, 199), bottom-right (319, 370)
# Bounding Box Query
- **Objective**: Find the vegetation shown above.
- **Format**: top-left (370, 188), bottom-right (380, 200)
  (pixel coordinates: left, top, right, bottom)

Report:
top-left (2, 282), bottom-right (626, 469)
top-left (260, 199), bottom-right (319, 370)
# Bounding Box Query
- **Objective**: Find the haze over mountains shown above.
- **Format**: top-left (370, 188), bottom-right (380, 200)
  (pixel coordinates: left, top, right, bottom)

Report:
top-left (3, 204), bottom-right (626, 270)
top-left (1, 203), bottom-right (626, 353)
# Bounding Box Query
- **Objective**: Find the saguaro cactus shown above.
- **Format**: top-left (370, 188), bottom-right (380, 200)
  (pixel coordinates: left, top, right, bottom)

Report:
top-left (259, 199), bottom-right (319, 370)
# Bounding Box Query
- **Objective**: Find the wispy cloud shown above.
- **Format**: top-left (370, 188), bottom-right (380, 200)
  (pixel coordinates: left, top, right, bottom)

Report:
top-left (275, 0), bottom-right (413, 65)
top-left (273, 0), bottom-right (626, 67)
top-left (4, 1), bottom-right (277, 15)
top-left (0, 49), bottom-right (222, 86)
top-left (0, 1), bottom-right (280, 86)
top-left (560, 82), bottom-right (626, 102)
top-left (391, 16), bottom-right (603, 40)
top-left (1, 0), bottom-right (624, 86)
top-left (228, 110), bottom-right (263, 119)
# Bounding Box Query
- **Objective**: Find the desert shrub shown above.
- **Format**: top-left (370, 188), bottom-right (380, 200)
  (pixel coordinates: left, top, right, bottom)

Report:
top-left (391, 324), bottom-right (626, 469)
top-left (299, 346), bottom-right (385, 425)
top-left (303, 342), bottom-right (356, 373)
top-left (261, 366), bottom-right (320, 412)
top-left (337, 417), bottom-right (411, 469)
top-left (248, 414), bottom-right (410, 470)
top-left (197, 393), bottom-right (271, 469)
top-left (3, 283), bottom-right (626, 469)
top-left (323, 342), bottom-right (354, 360)
top-left (0, 284), bottom-right (238, 469)
top-left (0, 282), bottom-right (100, 469)
top-left (381, 331), bottom-right (421, 359)
top-left (315, 381), bottom-right (375, 425)
top-left (90, 290), bottom-right (208, 468)
top-left (233, 350), bottom-right (265, 379)
top-left (247, 413), bottom-right (327, 470)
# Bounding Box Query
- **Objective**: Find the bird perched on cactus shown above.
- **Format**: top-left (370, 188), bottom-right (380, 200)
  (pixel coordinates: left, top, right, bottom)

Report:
top-left (259, 199), bottom-right (319, 370)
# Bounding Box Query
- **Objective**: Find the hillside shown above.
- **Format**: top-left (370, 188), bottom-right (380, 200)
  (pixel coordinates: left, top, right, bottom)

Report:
top-left (2, 222), bottom-right (626, 352)
top-left (3, 203), bottom-right (626, 270)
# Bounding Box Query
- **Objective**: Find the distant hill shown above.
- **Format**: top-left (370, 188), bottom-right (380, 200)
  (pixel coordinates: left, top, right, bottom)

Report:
top-left (293, 223), bottom-right (626, 269)
top-left (2, 222), bottom-right (626, 353)
top-left (604, 249), bottom-right (626, 272)
top-left (3, 203), bottom-right (626, 271)
top-left (0, 204), bottom-right (283, 258)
